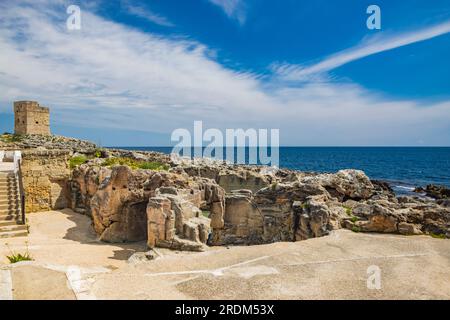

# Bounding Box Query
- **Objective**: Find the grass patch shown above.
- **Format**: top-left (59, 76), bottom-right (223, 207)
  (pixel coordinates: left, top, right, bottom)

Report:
top-left (343, 206), bottom-right (352, 216)
top-left (350, 216), bottom-right (359, 223)
top-left (351, 226), bottom-right (361, 233)
top-left (69, 155), bottom-right (88, 169)
top-left (101, 157), bottom-right (169, 171)
top-left (201, 210), bottom-right (210, 218)
top-left (5, 242), bottom-right (33, 264)
top-left (430, 233), bottom-right (446, 239)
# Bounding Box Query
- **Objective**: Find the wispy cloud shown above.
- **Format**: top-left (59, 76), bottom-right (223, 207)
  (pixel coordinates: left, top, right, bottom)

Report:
top-left (274, 20), bottom-right (450, 81)
top-left (0, 1), bottom-right (449, 146)
top-left (121, 0), bottom-right (174, 27)
top-left (208, 0), bottom-right (246, 25)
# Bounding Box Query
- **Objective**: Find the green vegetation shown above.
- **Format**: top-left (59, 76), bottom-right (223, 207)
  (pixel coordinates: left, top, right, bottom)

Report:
top-left (343, 206), bottom-right (352, 216)
top-left (350, 216), bottom-right (359, 223)
top-left (430, 233), bottom-right (446, 239)
top-left (101, 157), bottom-right (169, 171)
top-left (202, 210), bottom-right (210, 218)
top-left (94, 149), bottom-right (102, 158)
top-left (351, 226), bottom-right (361, 233)
top-left (69, 155), bottom-right (88, 169)
top-left (271, 182), bottom-right (278, 190)
top-left (0, 133), bottom-right (23, 143)
top-left (5, 242), bottom-right (33, 264)
top-left (301, 202), bottom-right (310, 209)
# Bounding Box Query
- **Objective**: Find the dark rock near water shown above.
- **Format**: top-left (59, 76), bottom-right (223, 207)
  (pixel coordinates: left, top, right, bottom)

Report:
top-left (414, 184), bottom-right (450, 200)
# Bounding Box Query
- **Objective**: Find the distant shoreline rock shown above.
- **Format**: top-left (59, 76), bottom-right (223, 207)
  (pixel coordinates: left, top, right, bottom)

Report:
top-left (414, 184), bottom-right (450, 200)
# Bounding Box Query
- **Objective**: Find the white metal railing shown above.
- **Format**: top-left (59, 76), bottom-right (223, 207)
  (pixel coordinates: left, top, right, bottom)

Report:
top-left (0, 150), bottom-right (4, 162)
top-left (13, 150), bottom-right (22, 174)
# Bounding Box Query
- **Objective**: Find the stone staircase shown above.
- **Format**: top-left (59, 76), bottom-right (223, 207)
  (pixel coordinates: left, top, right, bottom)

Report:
top-left (0, 171), bottom-right (28, 238)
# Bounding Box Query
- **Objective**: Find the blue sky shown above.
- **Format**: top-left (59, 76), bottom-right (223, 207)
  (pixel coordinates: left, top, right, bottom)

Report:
top-left (0, 0), bottom-right (449, 146)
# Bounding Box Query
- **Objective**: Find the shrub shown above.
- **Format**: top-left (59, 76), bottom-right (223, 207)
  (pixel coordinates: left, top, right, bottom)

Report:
top-left (94, 149), bottom-right (102, 158)
top-left (350, 216), bottom-right (358, 223)
top-left (344, 206), bottom-right (352, 216)
top-left (138, 161), bottom-right (170, 171)
top-left (101, 157), bottom-right (169, 171)
top-left (351, 226), bottom-right (361, 233)
top-left (430, 233), bottom-right (446, 239)
top-left (69, 155), bottom-right (87, 169)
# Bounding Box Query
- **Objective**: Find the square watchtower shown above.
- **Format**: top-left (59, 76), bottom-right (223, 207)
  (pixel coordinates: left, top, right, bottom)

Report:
top-left (14, 101), bottom-right (50, 135)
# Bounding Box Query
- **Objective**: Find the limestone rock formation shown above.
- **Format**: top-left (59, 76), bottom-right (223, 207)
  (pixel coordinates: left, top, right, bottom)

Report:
top-left (0, 134), bottom-right (97, 153)
top-left (69, 162), bottom-right (225, 250)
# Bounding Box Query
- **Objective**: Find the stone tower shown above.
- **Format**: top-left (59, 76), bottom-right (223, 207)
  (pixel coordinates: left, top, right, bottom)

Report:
top-left (14, 101), bottom-right (50, 135)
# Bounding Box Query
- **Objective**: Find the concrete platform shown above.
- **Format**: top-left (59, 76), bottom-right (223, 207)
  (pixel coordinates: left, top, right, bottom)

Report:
top-left (0, 209), bottom-right (449, 300)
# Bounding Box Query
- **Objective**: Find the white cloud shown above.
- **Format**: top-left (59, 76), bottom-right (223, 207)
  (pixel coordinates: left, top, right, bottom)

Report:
top-left (0, 1), bottom-right (449, 146)
top-left (274, 20), bottom-right (450, 81)
top-left (121, 1), bottom-right (174, 27)
top-left (208, 0), bottom-right (246, 25)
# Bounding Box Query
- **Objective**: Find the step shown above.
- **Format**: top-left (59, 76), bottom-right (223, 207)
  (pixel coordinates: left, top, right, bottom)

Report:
top-left (0, 191), bottom-right (18, 194)
top-left (0, 205), bottom-right (20, 210)
top-left (0, 181), bottom-right (18, 187)
top-left (0, 183), bottom-right (16, 187)
top-left (0, 214), bottom-right (20, 221)
top-left (0, 230), bottom-right (28, 238)
top-left (0, 187), bottom-right (18, 191)
top-left (0, 199), bottom-right (19, 205)
top-left (0, 180), bottom-right (15, 184)
top-left (0, 220), bottom-right (20, 227)
top-left (0, 195), bottom-right (20, 204)
top-left (0, 211), bottom-right (20, 215)
top-left (0, 224), bottom-right (27, 232)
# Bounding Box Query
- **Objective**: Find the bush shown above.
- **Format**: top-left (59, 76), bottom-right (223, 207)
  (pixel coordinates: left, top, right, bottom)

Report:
top-left (430, 233), bottom-right (446, 239)
top-left (138, 161), bottom-right (170, 170)
top-left (101, 157), bottom-right (169, 171)
top-left (69, 155), bottom-right (87, 169)
top-left (343, 206), bottom-right (352, 216)
top-left (94, 149), bottom-right (102, 158)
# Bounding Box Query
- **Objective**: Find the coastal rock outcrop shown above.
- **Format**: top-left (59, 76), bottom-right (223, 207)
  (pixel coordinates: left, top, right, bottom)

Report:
top-left (414, 184), bottom-right (450, 200)
top-left (69, 162), bottom-right (225, 249)
top-left (207, 168), bottom-right (450, 244)
top-left (12, 133), bottom-right (448, 248)
top-left (0, 133), bottom-right (97, 153)
top-left (65, 151), bottom-right (450, 250)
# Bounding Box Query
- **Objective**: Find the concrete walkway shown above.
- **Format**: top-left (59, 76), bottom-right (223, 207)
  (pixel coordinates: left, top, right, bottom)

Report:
top-left (0, 209), bottom-right (449, 299)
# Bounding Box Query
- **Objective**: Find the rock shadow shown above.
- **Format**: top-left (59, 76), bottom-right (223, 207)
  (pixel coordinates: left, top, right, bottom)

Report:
top-left (61, 208), bottom-right (147, 261)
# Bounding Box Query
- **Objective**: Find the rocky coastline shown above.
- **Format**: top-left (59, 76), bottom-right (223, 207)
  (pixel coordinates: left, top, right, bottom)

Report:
top-left (2, 134), bottom-right (449, 251)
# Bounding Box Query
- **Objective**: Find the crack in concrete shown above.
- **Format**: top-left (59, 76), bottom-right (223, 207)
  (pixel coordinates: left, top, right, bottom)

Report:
top-left (276, 252), bottom-right (431, 267)
top-left (143, 255), bottom-right (271, 277)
